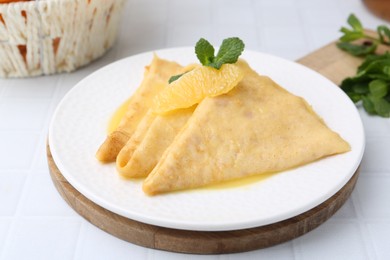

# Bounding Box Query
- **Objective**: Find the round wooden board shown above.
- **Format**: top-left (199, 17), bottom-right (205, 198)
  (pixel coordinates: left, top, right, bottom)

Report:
top-left (47, 143), bottom-right (359, 254)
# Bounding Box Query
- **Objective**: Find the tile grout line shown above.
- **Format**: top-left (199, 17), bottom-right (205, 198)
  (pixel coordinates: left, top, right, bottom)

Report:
top-left (294, 0), bottom-right (314, 54)
top-left (164, 0), bottom-right (173, 48)
top-left (291, 238), bottom-right (300, 260)
top-left (253, 2), bottom-right (268, 54)
top-left (350, 184), bottom-right (379, 259)
top-left (251, 0), bottom-right (264, 51)
top-left (71, 220), bottom-right (86, 260)
top-left (357, 219), bottom-right (379, 260)
top-left (0, 75), bottom-right (62, 260)
top-left (161, 0), bottom-right (169, 49)
top-left (29, 75), bottom-right (64, 171)
top-left (0, 172), bottom-right (31, 260)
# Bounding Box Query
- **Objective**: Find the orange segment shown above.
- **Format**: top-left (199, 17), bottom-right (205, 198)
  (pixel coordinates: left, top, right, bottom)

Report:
top-left (152, 64), bottom-right (244, 114)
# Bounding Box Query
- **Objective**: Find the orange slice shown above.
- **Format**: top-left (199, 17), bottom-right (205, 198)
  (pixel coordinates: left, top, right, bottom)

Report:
top-left (152, 64), bottom-right (244, 114)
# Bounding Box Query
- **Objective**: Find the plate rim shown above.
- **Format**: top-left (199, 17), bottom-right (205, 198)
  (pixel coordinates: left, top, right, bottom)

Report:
top-left (48, 47), bottom-right (365, 231)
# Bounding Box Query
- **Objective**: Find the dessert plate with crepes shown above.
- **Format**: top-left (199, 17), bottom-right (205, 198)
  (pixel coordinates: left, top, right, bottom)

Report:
top-left (48, 46), bottom-right (364, 231)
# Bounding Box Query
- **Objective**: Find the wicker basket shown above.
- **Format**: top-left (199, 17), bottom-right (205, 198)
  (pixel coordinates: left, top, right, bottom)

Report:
top-left (0, 0), bottom-right (125, 78)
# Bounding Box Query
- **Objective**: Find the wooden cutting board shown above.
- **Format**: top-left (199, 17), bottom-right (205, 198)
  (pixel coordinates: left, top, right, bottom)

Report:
top-left (47, 38), bottom-right (376, 254)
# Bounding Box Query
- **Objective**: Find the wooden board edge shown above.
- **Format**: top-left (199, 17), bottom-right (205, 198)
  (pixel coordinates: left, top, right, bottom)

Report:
top-left (47, 143), bottom-right (359, 254)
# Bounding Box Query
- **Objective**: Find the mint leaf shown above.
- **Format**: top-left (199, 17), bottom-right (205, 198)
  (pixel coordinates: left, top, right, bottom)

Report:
top-left (348, 92), bottom-right (362, 103)
top-left (168, 37), bottom-right (245, 83)
top-left (362, 95), bottom-right (376, 114)
top-left (340, 51), bottom-right (390, 117)
top-left (369, 79), bottom-right (388, 98)
top-left (193, 37), bottom-right (245, 70)
top-left (337, 14), bottom-right (390, 57)
top-left (347, 14), bottom-right (363, 32)
top-left (353, 82), bottom-right (369, 94)
top-left (373, 98), bottom-right (390, 117)
top-left (168, 73), bottom-right (185, 84)
top-left (337, 42), bottom-right (377, 56)
top-left (195, 38), bottom-right (215, 66)
top-left (338, 14), bottom-right (390, 117)
top-left (209, 37), bottom-right (245, 69)
top-left (377, 25), bottom-right (390, 45)
top-left (383, 66), bottom-right (390, 75)
top-left (339, 31), bottom-right (365, 42)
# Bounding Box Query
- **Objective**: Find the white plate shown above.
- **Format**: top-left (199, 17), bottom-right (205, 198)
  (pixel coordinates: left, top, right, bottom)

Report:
top-left (49, 48), bottom-right (365, 231)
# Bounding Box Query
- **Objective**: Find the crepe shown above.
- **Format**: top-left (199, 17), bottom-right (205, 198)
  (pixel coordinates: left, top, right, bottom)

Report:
top-left (96, 55), bottom-right (183, 162)
top-left (143, 60), bottom-right (351, 195)
top-left (117, 107), bottom-right (195, 178)
top-left (115, 110), bottom-right (156, 175)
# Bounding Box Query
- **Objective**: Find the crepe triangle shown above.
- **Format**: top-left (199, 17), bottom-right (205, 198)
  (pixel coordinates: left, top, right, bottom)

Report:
top-left (116, 106), bottom-right (194, 178)
top-left (143, 60), bottom-right (350, 195)
top-left (96, 55), bottom-right (183, 162)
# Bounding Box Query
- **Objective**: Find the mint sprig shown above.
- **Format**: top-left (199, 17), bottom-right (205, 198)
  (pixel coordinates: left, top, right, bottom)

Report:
top-left (340, 53), bottom-right (390, 117)
top-left (337, 14), bottom-right (390, 56)
top-left (338, 14), bottom-right (390, 117)
top-left (195, 38), bottom-right (215, 66)
top-left (196, 37), bottom-right (245, 69)
top-left (169, 37), bottom-right (245, 83)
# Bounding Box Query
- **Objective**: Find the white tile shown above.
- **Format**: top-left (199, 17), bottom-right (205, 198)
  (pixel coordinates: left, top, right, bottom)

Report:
top-left (332, 199), bottom-right (357, 219)
top-left (296, 0), bottom-right (339, 9)
top-left (1, 76), bottom-right (59, 98)
top-left (255, 0), bottom-right (296, 8)
top-left (0, 133), bottom-right (39, 170)
top-left (127, 1), bottom-right (168, 25)
top-left (0, 174), bottom-right (26, 216)
top-left (366, 221), bottom-right (390, 259)
top-left (151, 249), bottom-right (216, 260)
top-left (169, 0), bottom-right (210, 5)
top-left (32, 138), bottom-right (50, 171)
top-left (337, 2), bottom-right (387, 29)
top-left (225, 241), bottom-right (294, 260)
top-left (56, 72), bottom-right (89, 99)
top-left (75, 220), bottom-right (147, 260)
top-left (215, 0), bottom-right (253, 6)
top-left (81, 47), bottom-right (119, 73)
top-left (19, 171), bottom-right (77, 217)
top-left (214, 5), bottom-right (256, 25)
top-left (262, 26), bottom-right (307, 49)
top-left (215, 24), bottom-right (259, 50)
top-left (0, 98), bottom-right (51, 131)
top-left (0, 82), bottom-right (5, 96)
top-left (294, 220), bottom-right (368, 260)
top-left (262, 45), bottom-right (308, 61)
top-left (119, 22), bottom-right (167, 54)
top-left (337, 0), bottom-right (364, 10)
top-left (168, 0), bottom-right (211, 25)
top-left (307, 25), bottom-right (342, 49)
top-left (0, 219), bottom-right (11, 254)
top-left (257, 6), bottom-right (301, 27)
top-left (300, 8), bottom-right (344, 27)
top-left (354, 176), bottom-right (390, 219)
top-left (167, 25), bottom-right (213, 47)
top-left (3, 218), bottom-right (80, 260)
top-left (360, 138), bottom-right (390, 173)
top-left (359, 109), bottom-right (390, 137)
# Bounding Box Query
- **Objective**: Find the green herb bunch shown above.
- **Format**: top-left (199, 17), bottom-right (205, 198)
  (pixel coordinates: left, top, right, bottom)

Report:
top-left (338, 14), bottom-right (390, 117)
top-left (338, 14), bottom-right (390, 56)
top-left (169, 37), bottom-right (244, 83)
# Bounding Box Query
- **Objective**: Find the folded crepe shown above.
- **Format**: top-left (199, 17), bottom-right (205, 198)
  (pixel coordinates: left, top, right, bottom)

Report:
top-left (96, 55), bottom-right (183, 162)
top-left (116, 106), bottom-right (195, 178)
top-left (143, 60), bottom-right (351, 195)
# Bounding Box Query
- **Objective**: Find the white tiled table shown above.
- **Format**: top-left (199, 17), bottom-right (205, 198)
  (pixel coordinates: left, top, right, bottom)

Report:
top-left (1, 0), bottom-right (390, 259)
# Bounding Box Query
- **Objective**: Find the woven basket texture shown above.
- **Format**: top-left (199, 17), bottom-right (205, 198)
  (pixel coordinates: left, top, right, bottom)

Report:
top-left (0, 0), bottom-right (125, 77)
